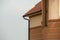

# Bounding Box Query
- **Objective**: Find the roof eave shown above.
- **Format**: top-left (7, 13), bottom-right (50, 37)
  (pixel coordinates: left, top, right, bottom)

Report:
top-left (23, 10), bottom-right (42, 17)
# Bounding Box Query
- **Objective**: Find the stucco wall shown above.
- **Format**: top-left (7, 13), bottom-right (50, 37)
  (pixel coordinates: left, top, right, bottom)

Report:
top-left (59, 0), bottom-right (60, 16)
top-left (30, 14), bottom-right (42, 28)
top-left (49, 0), bottom-right (59, 19)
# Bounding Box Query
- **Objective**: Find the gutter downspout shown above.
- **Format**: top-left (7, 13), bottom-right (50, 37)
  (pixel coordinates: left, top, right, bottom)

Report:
top-left (23, 16), bottom-right (30, 40)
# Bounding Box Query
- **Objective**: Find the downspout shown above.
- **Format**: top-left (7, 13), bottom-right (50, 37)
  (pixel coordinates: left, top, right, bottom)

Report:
top-left (23, 16), bottom-right (30, 40)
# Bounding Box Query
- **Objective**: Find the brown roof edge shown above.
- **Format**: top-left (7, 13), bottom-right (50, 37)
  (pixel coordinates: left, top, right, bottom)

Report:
top-left (23, 10), bottom-right (42, 17)
top-left (23, 1), bottom-right (42, 17)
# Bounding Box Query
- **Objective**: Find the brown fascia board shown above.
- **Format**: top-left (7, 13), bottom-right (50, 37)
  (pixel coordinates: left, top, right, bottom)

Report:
top-left (23, 10), bottom-right (42, 17)
top-left (48, 19), bottom-right (60, 22)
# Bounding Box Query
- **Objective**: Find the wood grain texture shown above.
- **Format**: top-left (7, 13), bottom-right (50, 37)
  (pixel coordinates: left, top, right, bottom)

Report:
top-left (30, 26), bottom-right (43, 40)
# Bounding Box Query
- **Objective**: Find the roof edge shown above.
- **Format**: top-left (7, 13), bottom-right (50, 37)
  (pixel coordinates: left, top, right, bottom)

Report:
top-left (23, 10), bottom-right (42, 17)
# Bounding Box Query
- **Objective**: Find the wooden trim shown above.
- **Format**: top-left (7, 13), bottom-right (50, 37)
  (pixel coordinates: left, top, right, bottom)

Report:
top-left (48, 19), bottom-right (60, 22)
top-left (30, 25), bottom-right (42, 30)
top-left (42, 0), bottom-right (46, 26)
top-left (48, 0), bottom-right (49, 20)
top-left (45, 0), bottom-right (49, 26)
top-left (23, 10), bottom-right (42, 17)
top-left (29, 13), bottom-right (42, 18)
top-left (42, 0), bottom-right (48, 26)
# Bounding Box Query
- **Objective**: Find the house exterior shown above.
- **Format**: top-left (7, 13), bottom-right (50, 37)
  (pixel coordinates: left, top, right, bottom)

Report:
top-left (42, 0), bottom-right (60, 40)
top-left (23, 0), bottom-right (60, 40)
top-left (23, 1), bottom-right (43, 40)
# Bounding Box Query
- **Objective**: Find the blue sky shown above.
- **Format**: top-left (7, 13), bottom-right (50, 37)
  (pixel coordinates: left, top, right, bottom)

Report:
top-left (0, 0), bottom-right (41, 40)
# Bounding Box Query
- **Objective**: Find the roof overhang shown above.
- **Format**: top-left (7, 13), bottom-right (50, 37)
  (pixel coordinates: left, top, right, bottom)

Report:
top-left (23, 10), bottom-right (42, 17)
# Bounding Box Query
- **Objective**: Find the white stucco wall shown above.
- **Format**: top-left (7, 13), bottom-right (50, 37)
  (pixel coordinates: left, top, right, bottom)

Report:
top-left (58, 0), bottom-right (60, 17)
top-left (49, 0), bottom-right (59, 19)
top-left (30, 15), bottom-right (42, 28)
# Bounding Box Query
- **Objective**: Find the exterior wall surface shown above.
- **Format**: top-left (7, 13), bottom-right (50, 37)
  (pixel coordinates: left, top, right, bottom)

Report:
top-left (30, 26), bottom-right (43, 40)
top-left (29, 0), bottom-right (60, 40)
top-left (30, 14), bottom-right (42, 28)
top-left (49, 0), bottom-right (59, 19)
top-left (59, 0), bottom-right (60, 16)
top-left (44, 21), bottom-right (60, 40)
top-left (29, 14), bottom-right (42, 40)
top-left (44, 0), bottom-right (60, 40)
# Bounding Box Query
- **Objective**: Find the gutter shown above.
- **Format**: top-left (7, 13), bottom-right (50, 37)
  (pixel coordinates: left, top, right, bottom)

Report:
top-left (23, 16), bottom-right (30, 20)
top-left (23, 10), bottom-right (42, 17)
top-left (23, 16), bottom-right (30, 40)
top-left (23, 10), bottom-right (42, 40)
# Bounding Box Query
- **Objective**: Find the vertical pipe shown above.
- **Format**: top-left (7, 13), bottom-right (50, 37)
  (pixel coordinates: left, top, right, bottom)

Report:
top-left (23, 16), bottom-right (30, 40)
